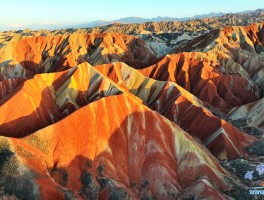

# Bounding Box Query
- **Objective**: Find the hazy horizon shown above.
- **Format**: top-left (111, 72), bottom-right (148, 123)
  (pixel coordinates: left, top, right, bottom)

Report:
top-left (1, 0), bottom-right (264, 31)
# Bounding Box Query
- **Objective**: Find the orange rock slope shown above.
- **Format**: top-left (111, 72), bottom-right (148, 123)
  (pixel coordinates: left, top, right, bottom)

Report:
top-left (0, 22), bottom-right (263, 200)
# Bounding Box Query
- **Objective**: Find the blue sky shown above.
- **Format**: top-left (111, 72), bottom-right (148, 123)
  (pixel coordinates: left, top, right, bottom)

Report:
top-left (1, 0), bottom-right (263, 30)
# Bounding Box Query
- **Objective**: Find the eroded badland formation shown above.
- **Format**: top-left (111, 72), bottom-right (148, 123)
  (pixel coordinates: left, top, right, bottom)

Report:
top-left (0, 9), bottom-right (264, 200)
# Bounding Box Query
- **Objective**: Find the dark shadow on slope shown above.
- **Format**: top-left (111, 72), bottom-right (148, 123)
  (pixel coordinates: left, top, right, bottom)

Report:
top-left (0, 60), bottom-right (34, 81)
top-left (2, 33), bottom-right (162, 75)
top-left (85, 34), bottom-right (162, 69)
top-left (0, 87), bottom-right (60, 137)
top-left (0, 66), bottom-right (123, 138)
top-left (140, 54), bottom-right (259, 112)
top-left (129, 83), bottom-right (255, 160)
top-left (0, 138), bottom-right (41, 200)
top-left (20, 56), bottom-right (72, 74)
top-left (0, 79), bottom-right (26, 102)
top-left (173, 29), bottom-right (221, 53)
top-left (0, 60), bottom-right (36, 100)
top-left (0, 59), bottom-right (74, 102)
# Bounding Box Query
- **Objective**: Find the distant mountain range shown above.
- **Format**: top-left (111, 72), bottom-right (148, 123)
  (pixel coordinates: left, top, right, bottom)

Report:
top-left (2, 8), bottom-right (264, 31)
top-left (78, 8), bottom-right (264, 28)
top-left (77, 13), bottom-right (226, 28)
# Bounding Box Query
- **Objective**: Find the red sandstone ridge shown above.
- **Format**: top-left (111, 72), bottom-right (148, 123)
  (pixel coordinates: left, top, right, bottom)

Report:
top-left (174, 23), bottom-right (264, 97)
top-left (139, 53), bottom-right (258, 112)
top-left (0, 62), bottom-right (123, 137)
top-left (0, 32), bottom-right (158, 81)
top-left (95, 62), bottom-right (257, 160)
